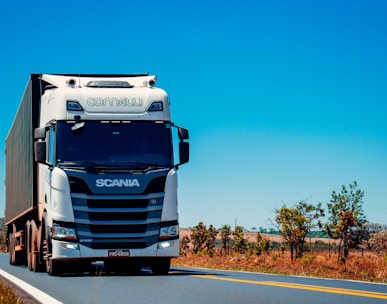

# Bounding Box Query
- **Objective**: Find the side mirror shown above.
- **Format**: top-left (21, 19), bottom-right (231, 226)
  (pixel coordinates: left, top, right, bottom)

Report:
top-left (34, 127), bottom-right (46, 140)
top-left (178, 128), bottom-right (189, 140)
top-left (174, 125), bottom-right (189, 168)
top-left (179, 142), bottom-right (189, 165)
top-left (34, 141), bottom-right (46, 164)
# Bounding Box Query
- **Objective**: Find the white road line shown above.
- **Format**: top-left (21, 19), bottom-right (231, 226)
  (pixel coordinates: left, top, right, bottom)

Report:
top-left (0, 269), bottom-right (63, 304)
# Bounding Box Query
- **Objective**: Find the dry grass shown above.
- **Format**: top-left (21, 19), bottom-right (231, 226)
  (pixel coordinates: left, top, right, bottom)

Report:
top-left (173, 251), bottom-right (387, 283)
top-left (0, 280), bottom-right (23, 304)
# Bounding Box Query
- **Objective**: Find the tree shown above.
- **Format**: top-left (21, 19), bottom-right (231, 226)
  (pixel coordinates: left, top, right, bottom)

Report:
top-left (233, 226), bottom-right (249, 253)
top-left (368, 230), bottom-right (387, 254)
top-left (180, 235), bottom-right (190, 256)
top-left (254, 232), bottom-right (271, 255)
top-left (296, 201), bottom-right (325, 250)
top-left (220, 224), bottom-right (232, 254)
top-left (190, 222), bottom-right (208, 254)
top-left (190, 222), bottom-right (218, 256)
top-left (274, 205), bottom-right (307, 260)
top-left (205, 225), bottom-right (218, 256)
top-left (325, 181), bottom-right (368, 260)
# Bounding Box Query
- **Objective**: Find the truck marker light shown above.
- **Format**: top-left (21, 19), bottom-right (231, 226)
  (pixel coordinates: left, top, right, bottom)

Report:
top-left (86, 80), bottom-right (133, 88)
top-left (148, 101), bottom-right (163, 111)
top-left (143, 79), bottom-right (156, 87)
top-left (66, 79), bottom-right (77, 87)
top-left (67, 100), bottom-right (84, 111)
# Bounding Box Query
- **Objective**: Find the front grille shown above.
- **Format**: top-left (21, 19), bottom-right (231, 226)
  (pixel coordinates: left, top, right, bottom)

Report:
top-left (68, 172), bottom-right (167, 250)
top-left (90, 240), bottom-right (152, 250)
top-left (73, 197), bottom-right (149, 209)
top-left (71, 193), bottom-right (164, 249)
top-left (77, 223), bottom-right (160, 249)
top-left (83, 223), bottom-right (160, 234)
top-left (84, 210), bottom-right (161, 221)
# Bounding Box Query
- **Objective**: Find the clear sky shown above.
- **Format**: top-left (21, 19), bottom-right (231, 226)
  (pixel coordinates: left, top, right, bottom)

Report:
top-left (0, 1), bottom-right (386, 229)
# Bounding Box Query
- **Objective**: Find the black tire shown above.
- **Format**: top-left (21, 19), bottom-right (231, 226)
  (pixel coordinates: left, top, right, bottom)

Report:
top-left (9, 228), bottom-right (24, 266)
top-left (26, 221), bottom-right (32, 271)
top-left (151, 258), bottom-right (171, 275)
top-left (8, 232), bottom-right (14, 265)
top-left (30, 220), bottom-right (44, 272)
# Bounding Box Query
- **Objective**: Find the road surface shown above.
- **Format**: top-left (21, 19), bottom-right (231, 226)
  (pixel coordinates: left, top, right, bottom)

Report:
top-left (0, 253), bottom-right (386, 304)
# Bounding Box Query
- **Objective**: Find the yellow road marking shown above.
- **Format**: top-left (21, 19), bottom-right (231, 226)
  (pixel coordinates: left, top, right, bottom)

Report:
top-left (192, 275), bottom-right (387, 300)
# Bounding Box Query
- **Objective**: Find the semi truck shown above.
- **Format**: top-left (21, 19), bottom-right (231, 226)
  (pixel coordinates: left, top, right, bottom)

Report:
top-left (5, 73), bottom-right (189, 275)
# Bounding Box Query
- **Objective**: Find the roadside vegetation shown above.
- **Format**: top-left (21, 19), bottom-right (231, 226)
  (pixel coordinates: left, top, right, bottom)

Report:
top-left (0, 280), bottom-right (22, 304)
top-left (0, 218), bottom-right (24, 304)
top-left (175, 182), bottom-right (387, 283)
top-left (0, 218), bottom-right (6, 251)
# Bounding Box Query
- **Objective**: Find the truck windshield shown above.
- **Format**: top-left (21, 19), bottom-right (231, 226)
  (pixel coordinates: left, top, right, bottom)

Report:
top-left (56, 121), bottom-right (173, 168)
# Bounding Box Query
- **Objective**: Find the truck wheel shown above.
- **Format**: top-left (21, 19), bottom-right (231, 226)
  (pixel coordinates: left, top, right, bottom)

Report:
top-left (36, 223), bottom-right (45, 272)
top-left (44, 240), bottom-right (50, 273)
top-left (30, 220), bottom-right (39, 272)
top-left (42, 216), bottom-right (51, 273)
top-left (8, 232), bottom-right (14, 265)
top-left (151, 258), bottom-right (171, 275)
top-left (9, 229), bottom-right (23, 266)
top-left (26, 221), bottom-right (32, 270)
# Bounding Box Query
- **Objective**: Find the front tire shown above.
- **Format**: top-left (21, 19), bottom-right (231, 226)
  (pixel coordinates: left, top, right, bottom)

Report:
top-left (151, 258), bottom-right (171, 275)
top-left (30, 220), bottom-right (41, 272)
top-left (26, 221), bottom-right (32, 270)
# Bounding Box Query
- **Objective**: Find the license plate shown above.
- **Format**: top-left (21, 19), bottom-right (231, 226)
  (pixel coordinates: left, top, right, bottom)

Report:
top-left (108, 249), bottom-right (130, 258)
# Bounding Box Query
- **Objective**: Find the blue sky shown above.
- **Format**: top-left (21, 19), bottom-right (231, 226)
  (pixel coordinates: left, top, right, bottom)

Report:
top-left (0, 1), bottom-right (386, 229)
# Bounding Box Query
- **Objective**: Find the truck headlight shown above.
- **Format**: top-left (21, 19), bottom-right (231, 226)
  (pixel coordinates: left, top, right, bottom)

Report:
top-left (52, 225), bottom-right (78, 241)
top-left (159, 225), bottom-right (178, 239)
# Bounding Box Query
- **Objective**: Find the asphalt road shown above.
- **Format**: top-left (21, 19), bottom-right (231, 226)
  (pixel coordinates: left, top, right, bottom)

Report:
top-left (0, 253), bottom-right (386, 304)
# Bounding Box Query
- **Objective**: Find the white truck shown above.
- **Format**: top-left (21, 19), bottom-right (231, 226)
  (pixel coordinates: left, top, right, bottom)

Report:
top-left (5, 73), bottom-right (189, 275)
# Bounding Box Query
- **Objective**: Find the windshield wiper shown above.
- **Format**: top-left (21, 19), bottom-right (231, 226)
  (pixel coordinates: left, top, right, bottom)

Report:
top-left (57, 161), bottom-right (109, 170)
top-left (57, 160), bottom-right (169, 172)
top-left (115, 161), bottom-right (169, 171)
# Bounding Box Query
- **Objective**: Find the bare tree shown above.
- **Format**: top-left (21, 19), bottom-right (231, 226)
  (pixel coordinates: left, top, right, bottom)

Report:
top-left (296, 201), bottom-right (325, 251)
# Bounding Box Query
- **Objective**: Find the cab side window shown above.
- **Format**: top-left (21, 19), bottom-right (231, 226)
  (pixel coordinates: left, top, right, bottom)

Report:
top-left (47, 126), bottom-right (56, 166)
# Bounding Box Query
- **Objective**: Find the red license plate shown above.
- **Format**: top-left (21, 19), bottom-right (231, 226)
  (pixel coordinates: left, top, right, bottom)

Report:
top-left (108, 249), bottom-right (130, 258)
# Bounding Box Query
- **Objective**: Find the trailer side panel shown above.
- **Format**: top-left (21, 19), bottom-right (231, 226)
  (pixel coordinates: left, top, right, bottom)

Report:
top-left (5, 74), bottom-right (40, 224)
